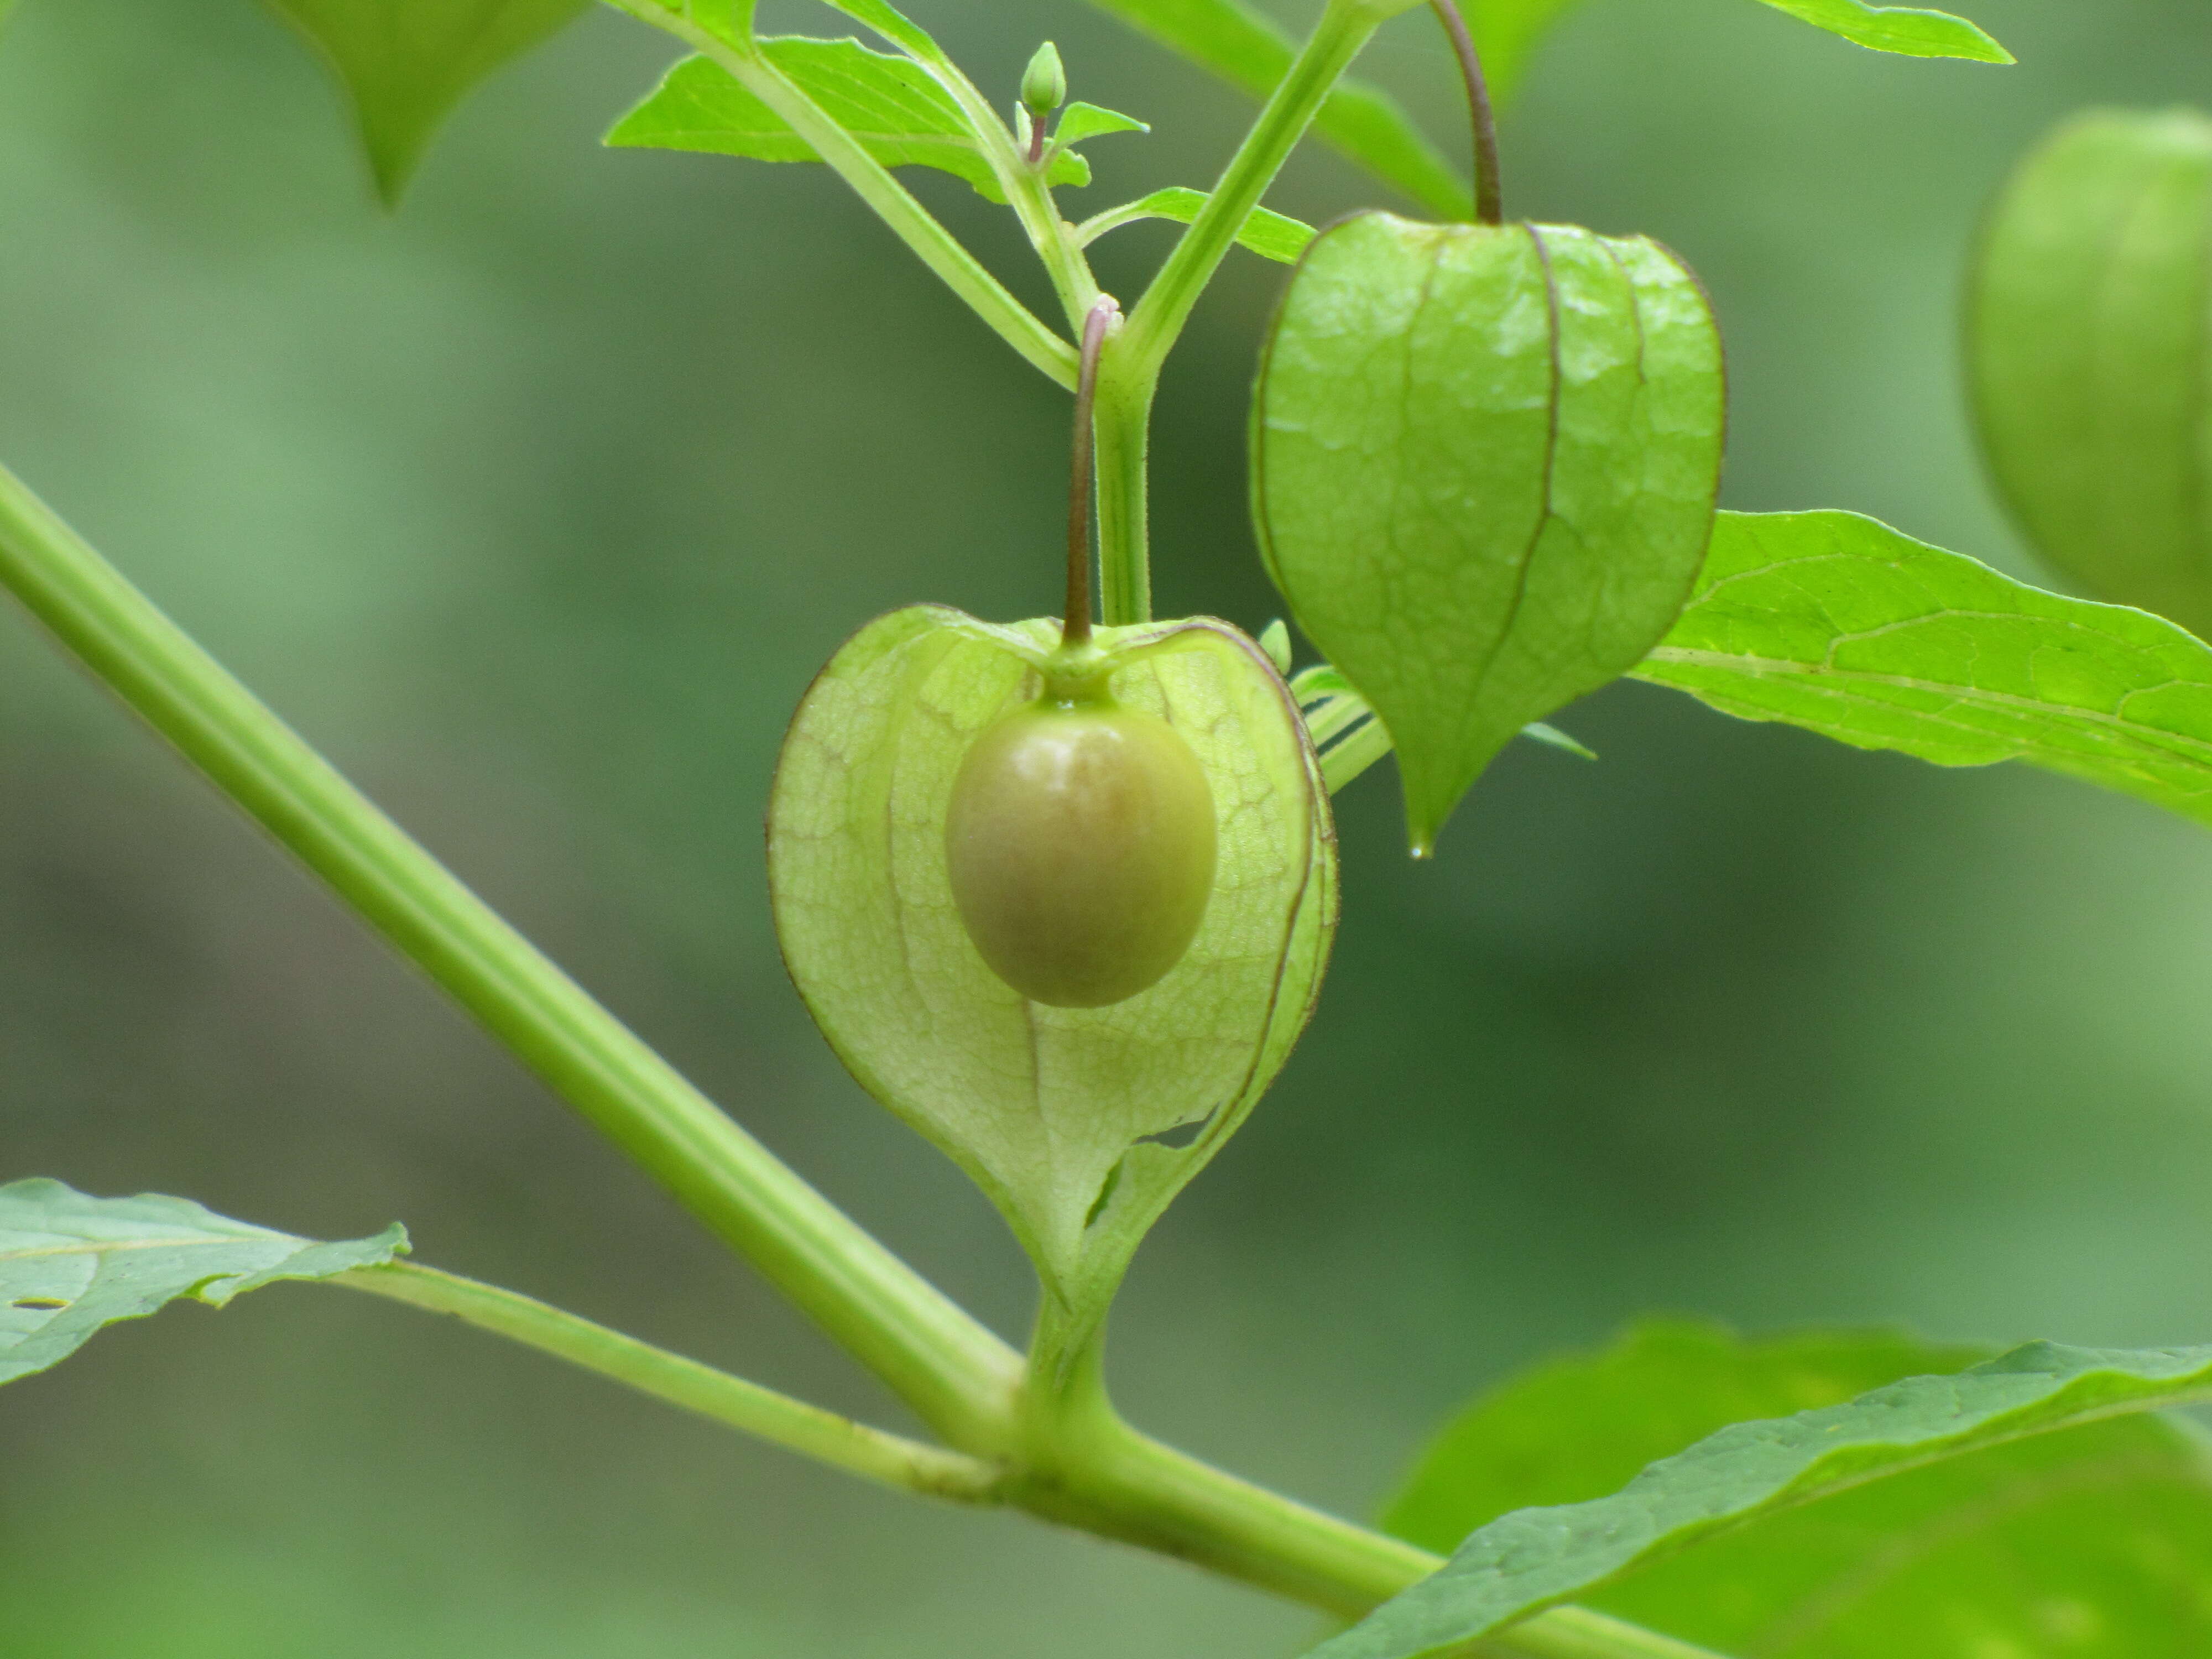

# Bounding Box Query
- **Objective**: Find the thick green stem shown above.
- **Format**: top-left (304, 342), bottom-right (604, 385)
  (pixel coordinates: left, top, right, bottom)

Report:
top-left (1008, 1303), bottom-right (1723, 1658)
top-left (1092, 353), bottom-right (1155, 625)
top-left (343, 1261), bottom-right (1003, 1503)
top-left (1051, 1434), bottom-right (1725, 1657)
top-left (0, 462), bottom-right (1024, 1454)
top-left (1124, 0), bottom-right (1381, 382)
top-left (602, 0), bottom-right (1078, 390)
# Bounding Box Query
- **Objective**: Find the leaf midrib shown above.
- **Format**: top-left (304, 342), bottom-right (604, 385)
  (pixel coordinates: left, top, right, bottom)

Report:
top-left (1639, 647), bottom-right (2212, 768)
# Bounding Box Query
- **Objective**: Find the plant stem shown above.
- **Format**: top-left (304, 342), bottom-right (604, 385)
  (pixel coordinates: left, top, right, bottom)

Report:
top-left (0, 461), bottom-right (1024, 1454)
top-left (342, 1260), bottom-right (1003, 1503)
top-left (1092, 351), bottom-right (1155, 625)
top-left (601, 0), bottom-right (1078, 390)
top-left (1124, 0), bottom-right (1380, 382)
top-left (1009, 1404), bottom-right (1723, 1657)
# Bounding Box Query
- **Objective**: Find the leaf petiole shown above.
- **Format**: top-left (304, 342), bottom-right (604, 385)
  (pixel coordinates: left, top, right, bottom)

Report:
top-left (343, 1261), bottom-right (1004, 1503)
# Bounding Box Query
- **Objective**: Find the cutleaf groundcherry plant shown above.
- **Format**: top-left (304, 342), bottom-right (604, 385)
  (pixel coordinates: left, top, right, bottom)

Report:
top-left (20, 2), bottom-right (2212, 1657)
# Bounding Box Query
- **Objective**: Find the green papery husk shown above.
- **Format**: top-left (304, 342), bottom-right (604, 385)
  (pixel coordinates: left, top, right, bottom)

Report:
top-left (768, 608), bottom-right (1336, 1333)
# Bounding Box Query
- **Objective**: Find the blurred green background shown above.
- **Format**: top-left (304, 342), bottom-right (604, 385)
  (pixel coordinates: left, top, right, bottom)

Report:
top-left (6, 1), bottom-right (2212, 1653)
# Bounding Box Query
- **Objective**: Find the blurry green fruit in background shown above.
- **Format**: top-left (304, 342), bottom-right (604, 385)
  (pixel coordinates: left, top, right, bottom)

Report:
top-left (1970, 107), bottom-right (2212, 641)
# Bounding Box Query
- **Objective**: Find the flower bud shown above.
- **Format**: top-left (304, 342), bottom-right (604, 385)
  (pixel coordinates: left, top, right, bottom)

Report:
top-left (1021, 41), bottom-right (1067, 122)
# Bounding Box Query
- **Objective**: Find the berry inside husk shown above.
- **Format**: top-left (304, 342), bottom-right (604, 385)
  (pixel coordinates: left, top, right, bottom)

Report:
top-left (944, 693), bottom-right (1217, 1009)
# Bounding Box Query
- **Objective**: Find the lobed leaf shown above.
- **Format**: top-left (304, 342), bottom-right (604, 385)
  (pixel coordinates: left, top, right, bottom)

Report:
top-left (768, 609), bottom-right (1335, 1329)
top-left (1749, 0), bottom-right (2012, 62)
top-left (1076, 0), bottom-right (1472, 218)
top-left (1969, 108), bottom-right (2212, 639)
top-left (1253, 212), bottom-right (1724, 855)
top-left (1076, 187), bottom-right (1316, 263)
top-left (1635, 511), bottom-right (2212, 830)
top-left (1315, 1335), bottom-right (2212, 1659)
top-left (608, 36), bottom-right (1088, 200)
top-left (2, 1178), bottom-right (406, 1386)
top-left (260, 0), bottom-right (589, 204)
top-left (1385, 1321), bottom-right (2212, 1657)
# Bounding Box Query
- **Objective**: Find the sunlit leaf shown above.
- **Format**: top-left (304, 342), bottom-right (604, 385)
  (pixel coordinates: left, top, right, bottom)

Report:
top-left (1253, 212), bottom-right (1724, 855)
top-left (1970, 108), bottom-right (2212, 639)
top-left (768, 608), bottom-right (1335, 1329)
top-left (815, 0), bottom-right (941, 64)
top-left (1635, 511), bottom-right (2212, 830)
top-left (1077, 0), bottom-right (1472, 218)
top-left (1386, 1320), bottom-right (2212, 1657)
top-left (2, 1178), bottom-right (407, 1386)
top-left (1313, 1335), bottom-right (2212, 1659)
top-left (1076, 187), bottom-right (1314, 263)
top-left (1055, 101), bottom-right (1149, 147)
top-left (261, 0), bottom-right (589, 204)
top-left (607, 36), bottom-right (1088, 200)
top-left (1750, 0), bottom-right (2011, 61)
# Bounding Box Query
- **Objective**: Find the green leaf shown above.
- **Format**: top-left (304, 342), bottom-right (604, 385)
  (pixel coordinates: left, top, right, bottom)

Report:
top-left (1077, 0), bottom-right (1472, 218)
top-left (1970, 108), bottom-right (2212, 639)
top-left (1314, 1335), bottom-right (2212, 1659)
top-left (1076, 187), bottom-right (1315, 263)
top-left (1749, 0), bottom-right (2012, 61)
top-left (767, 609), bottom-right (1335, 1329)
top-left (607, 37), bottom-right (1088, 201)
top-left (815, 0), bottom-right (941, 64)
top-left (1383, 1321), bottom-right (2212, 1658)
top-left (1634, 510), bottom-right (2212, 831)
top-left (1253, 212), bottom-right (1724, 855)
top-left (2, 1178), bottom-right (407, 1386)
top-left (1055, 100), bottom-right (1150, 147)
top-left (260, 0), bottom-right (589, 205)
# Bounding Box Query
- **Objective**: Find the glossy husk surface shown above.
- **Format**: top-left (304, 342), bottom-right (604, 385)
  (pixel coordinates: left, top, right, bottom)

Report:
top-left (944, 699), bottom-right (1216, 1009)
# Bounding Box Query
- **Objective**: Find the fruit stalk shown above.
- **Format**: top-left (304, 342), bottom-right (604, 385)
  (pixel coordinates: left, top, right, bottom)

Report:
top-left (1431, 0), bottom-right (1503, 225)
top-left (1065, 297), bottom-right (1120, 651)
